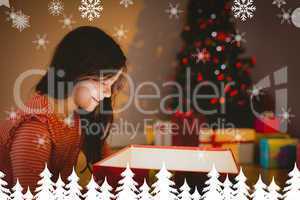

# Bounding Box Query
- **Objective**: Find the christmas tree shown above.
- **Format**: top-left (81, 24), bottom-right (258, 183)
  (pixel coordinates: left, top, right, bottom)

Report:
top-left (201, 164), bottom-right (223, 200)
top-left (171, 0), bottom-right (255, 127)
top-left (151, 163), bottom-right (178, 200)
top-left (65, 168), bottom-right (83, 200)
top-left (178, 179), bottom-right (192, 200)
top-left (222, 175), bottom-right (234, 200)
top-left (98, 177), bottom-right (115, 200)
top-left (82, 176), bottom-right (101, 200)
top-left (53, 174), bottom-right (67, 200)
top-left (138, 179), bottom-right (153, 200)
top-left (233, 168), bottom-right (250, 200)
top-left (34, 163), bottom-right (55, 200)
top-left (115, 163), bottom-right (139, 200)
top-left (0, 170), bottom-right (10, 200)
top-left (191, 187), bottom-right (201, 200)
top-left (23, 187), bottom-right (34, 200)
top-left (10, 179), bottom-right (23, 200)
top-left (283, 163), bottom-right (300, 200)
top-left (267, 177), bottom-right (282, 200)
top-left (250, 175), bottom-right (268, 200)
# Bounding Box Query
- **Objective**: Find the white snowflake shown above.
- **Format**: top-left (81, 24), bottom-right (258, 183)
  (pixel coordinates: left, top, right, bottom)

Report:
top-left (48, 0), bottom-right (64, 16)
top-left (165, 3), bottom-right (184, 19)
top-left (5, 107), bottom-right (18, 121)
top-left (272, 0), bottom-right (287, 8)
top-left (232, 0), bottom-right (256, 22)
top-left (231, 30), bottom-right (246, 46)
top-left (59, 14), bottom-right (76, 29)
top-left (113, 24), bottom-right (128, 41)
top-left (36, 136), bottom-right (47, 149)
top-left (64, 114), bottom-right (75, 127)
top-left (248, 85), bottom-right (264, 99)
top-left (78, 0), bottom-right (103, 21)
top-left (278, 107), bottom-right (295, 123)
top-left (12, 10), bottom-right (30, 32)
top-left (278, 8), bottom-right (292, 24)
top-left (33, 34), bottom-right (49, 50)
top-left (5, 8), bottom-right (17, 22)
top-left (120, 0), bottom-right (134, 8)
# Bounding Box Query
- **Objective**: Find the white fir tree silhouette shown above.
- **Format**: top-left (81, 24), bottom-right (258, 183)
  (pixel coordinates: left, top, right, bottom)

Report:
top-left (191, 187), bottom-right (201, 200)
top-left (54, 174), bottom-right (67, 200)
top-left (65, 168), bottom-right (83, 200)
top-left (250, 175), bottom-right (268, 200)
top-left (10, 179), bottom-right (23, 200)
top-left (233, 168), bottom-right (250, 200)
top-left (151, 163), bottom-right (178, 200)
top-left (82, 176), bottom-right (101, 200)
top-left (115, 163), bottom-right (139, 200)
top-left (267, 177), bottom-right (282, 200)
top-left (283, 163), bottom-right (300, 200)
top-left (178, 179), bottom-right (192, 200)
top-left (222, 175), bottom-right (234, 200)
top-left (98, 177), bottom-right (115, 200)
top-left (0, 170), bottom-right (10, 200)
top-left (138, 179), bottom-right (153, 200)
top-left (34, 163), bottom-right (55, 200)
top-left (24, 187), bottom-right (33, 200)
top-left (201, 164), bottom-right (223, 200)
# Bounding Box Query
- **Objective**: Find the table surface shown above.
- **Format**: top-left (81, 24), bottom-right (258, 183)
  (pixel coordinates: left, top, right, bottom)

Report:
top-left (242, 164), bottom-right (289, 188)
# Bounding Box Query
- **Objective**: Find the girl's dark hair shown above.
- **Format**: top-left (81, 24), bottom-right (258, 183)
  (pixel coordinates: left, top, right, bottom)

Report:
top-left (35, 26), bottom-right (127, 165)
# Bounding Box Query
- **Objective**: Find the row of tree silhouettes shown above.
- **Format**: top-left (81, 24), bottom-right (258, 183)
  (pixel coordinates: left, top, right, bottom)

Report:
top-left (0, 162), bottom-right (300, 199)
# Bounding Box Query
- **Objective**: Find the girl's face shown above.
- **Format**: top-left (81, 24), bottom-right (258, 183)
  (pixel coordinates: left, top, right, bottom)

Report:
top-left (73, 70), bottom-right (123, 112)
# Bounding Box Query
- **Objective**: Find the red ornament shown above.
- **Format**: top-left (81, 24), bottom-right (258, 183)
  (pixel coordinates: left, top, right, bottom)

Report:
top-left (210, 98), bottom-right (218, 104)
top-left (230, 90), bottom-right (238, 97)
top-left (217, 74), bottom-right (224, 81)
top-left (225, 85), bottom-right (231, 93)
top-left (197, 73), bottom-right (203, 81)
top-left (182, 58), bottom-right (189, 65)
top-left (217, 32), bottom-right (227, 41)
top-left (236, 62), bottom-right (242, 69)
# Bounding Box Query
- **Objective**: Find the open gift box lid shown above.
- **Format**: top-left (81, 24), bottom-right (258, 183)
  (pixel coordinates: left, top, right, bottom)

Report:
top-left (93, 145), bottom-right (239, 174)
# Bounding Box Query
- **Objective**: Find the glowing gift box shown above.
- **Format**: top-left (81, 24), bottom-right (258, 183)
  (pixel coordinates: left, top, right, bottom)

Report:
top-left (93, 145), bottom-right (239, 187)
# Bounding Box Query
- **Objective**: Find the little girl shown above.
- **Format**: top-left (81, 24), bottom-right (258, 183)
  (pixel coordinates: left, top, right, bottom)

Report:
top-left (0, 26), bottom-right (127, 191)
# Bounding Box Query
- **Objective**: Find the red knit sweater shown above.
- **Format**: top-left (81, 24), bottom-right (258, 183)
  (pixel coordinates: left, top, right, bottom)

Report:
top-left (0, 93), bottom-right (86, 191)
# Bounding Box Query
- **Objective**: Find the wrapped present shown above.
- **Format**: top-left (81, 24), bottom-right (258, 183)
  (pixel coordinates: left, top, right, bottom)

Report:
top-left (260, 138), bottom-right (298, 169)
top-left (199, 128), bottom-right (256, 164)
top-left (199, 128), bottom-right (256, 143)
top-left (254, 132), bottom-right (290, 164)
top-left (254, 112), bottom-right (280, 133)
top-left (145, 120), bottom-right (173, 146)
top-left (93, 145), bottom-right (239, 188)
